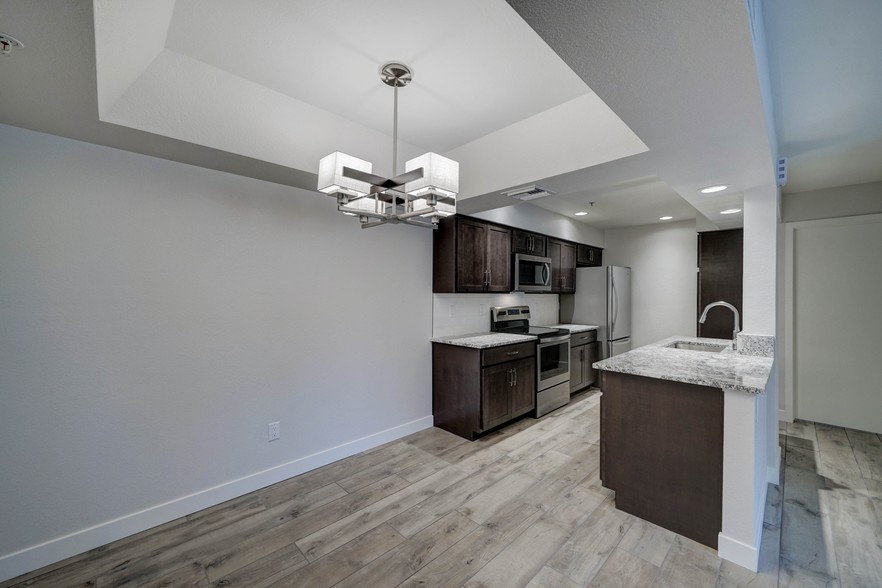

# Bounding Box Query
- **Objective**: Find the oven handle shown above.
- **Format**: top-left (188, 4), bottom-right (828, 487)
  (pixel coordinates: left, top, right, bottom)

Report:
top-left (538, 334), bottom-right (571, 346)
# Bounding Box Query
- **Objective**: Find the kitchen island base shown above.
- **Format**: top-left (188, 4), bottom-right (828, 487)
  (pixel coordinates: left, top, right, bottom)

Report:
top-left (600, 371), bottom-right (723, 549)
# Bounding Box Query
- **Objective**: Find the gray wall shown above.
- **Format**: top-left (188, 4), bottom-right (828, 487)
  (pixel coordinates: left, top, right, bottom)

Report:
top-left (471, 202), bottom-right (604, 246)
top-left (0, 124), bottom-right (433, 577)
top-left (601, 220), bottom-right (697, 347)
top-left (782, 181), bottom-right (882, 222)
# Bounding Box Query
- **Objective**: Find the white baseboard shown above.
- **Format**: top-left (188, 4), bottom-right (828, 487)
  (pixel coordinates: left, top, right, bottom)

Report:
top-left (779, 407), bottom-right (792, 423)
top-left (0, 415), bottom-right (433, 584)
top-left (718, 532), bottom-right (759, 572)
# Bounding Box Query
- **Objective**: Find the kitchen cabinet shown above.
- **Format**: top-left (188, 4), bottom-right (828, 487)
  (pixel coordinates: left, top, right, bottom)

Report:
top-left (600, 370), bottom-right (723, 549)
top-left (548, 238), bottom-right (576, 293)
top-left (434, 216), bottom-right (511, 293)
top-left (432, 341), bottom-right (536, 440)
top-left (697, 229), bottom-right (743, 338)
top-left (569, 330), bottom-right (599, 393)
top-left (512, 229), bottom-right (547, 257)
top-left (576, 244), bottom-right (603, 267)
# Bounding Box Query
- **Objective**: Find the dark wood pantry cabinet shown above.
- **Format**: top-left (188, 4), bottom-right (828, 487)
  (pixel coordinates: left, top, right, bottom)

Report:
top-left (432, 341), bottom-right (535, 440)
top-left (697, 229), bottom-right (743, 339)
top-left (434, 216), bottom-right (511, 293)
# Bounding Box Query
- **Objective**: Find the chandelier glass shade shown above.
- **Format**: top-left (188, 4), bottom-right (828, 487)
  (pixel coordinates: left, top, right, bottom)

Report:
top-left (317, 63), bottom-right (458, 229)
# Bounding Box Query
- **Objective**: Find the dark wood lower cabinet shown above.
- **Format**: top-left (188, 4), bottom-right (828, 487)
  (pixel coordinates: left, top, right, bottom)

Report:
top-left (600, 371), bottom-right (723, 549)
top-left (570, 330), bottom-right (599, 394)
top-left (433, 342), bottom-right (536, 440)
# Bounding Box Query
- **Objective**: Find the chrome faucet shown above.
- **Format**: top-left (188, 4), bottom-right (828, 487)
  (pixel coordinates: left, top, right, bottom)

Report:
top-left (698, 301), bottom-right (740, 347)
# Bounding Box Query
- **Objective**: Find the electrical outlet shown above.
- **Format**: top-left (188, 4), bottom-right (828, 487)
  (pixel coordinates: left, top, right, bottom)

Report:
top-left (268, 421), bottom-right (280, 442)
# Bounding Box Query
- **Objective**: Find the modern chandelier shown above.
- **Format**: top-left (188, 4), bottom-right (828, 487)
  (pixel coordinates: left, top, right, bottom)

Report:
top-left (317, 62), bottom-right (458, 229)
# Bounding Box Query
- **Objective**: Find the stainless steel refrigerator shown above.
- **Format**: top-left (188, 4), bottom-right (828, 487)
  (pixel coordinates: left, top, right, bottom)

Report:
top-left (561, 266), bottom-right (632, 359)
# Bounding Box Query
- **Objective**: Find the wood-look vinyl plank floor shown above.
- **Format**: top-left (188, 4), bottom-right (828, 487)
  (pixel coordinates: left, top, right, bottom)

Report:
top-left (5, 396), bottom-right (882, 588)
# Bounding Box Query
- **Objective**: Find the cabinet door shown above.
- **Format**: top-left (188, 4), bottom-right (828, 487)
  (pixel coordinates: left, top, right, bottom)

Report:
top-left (512, 229), bottom-right (533, 254)
top-left (548, 240), bottom-right (563, 292)
top-left (456, 219), bottom-right (488, 292)
top-left (549, 239), bottom-right (577, 292)
top-left (585, 341), bottom-right (599, 387)
top-left (481, 362), bottom-right (512, 430)
top-left (560, 241), bottom-right (576, 292)
top-left (510, 357), bottom-right (536, 418)
top-left (577, 244), bottom-right (603, 267)
top-left (512, 230), bottom-right (547, 256)
top-left (570, 345), bottom-right (585, 392)
top-left (486, 225), bottom-right (512, 292)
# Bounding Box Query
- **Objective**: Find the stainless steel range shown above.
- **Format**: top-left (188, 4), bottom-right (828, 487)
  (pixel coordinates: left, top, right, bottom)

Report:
top-left (490, 306), bottom-right (571, 417)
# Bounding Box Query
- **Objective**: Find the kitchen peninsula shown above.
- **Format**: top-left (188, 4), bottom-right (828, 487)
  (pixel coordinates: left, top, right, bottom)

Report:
top-left (593, 335), bottom-right (774, 561)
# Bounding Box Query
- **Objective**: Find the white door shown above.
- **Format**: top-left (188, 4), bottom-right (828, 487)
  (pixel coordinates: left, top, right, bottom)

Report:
top-left (790, 214), bottom-right (882, 434)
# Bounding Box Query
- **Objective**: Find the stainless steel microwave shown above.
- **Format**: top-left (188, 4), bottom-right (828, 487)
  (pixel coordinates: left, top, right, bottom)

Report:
top-left (513, 253), bottom-right (552, 292)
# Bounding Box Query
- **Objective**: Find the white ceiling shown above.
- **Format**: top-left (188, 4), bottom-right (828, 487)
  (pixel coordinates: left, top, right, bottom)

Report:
top-left (762, 0), bottom-right (882, 194)
top-left (161, 0), bottom-right (591, 154)
top-left (8, 1), bottom-right (874, 231)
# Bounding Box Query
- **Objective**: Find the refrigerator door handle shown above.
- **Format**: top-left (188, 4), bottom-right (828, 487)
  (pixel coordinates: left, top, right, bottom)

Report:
top-left (609, 269), bottom-right (617, 337)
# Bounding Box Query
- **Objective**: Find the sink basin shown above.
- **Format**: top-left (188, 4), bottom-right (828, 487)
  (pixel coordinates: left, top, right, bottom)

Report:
top-left (664, 341), bottom-right (728, 353)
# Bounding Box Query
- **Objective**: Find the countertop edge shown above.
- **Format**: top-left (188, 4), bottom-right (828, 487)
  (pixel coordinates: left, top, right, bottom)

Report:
top-left (593, 336), bottom-right (774, 395)
top-left (431, 332), bottom-right (537, 350)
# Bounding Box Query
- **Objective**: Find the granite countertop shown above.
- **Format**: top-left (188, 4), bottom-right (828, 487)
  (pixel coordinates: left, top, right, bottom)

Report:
top-left (593, 335), bottom-right (774, 394)
top-left (431, 332), bottom-right (537, 349)
top-left (545, 324), bottom-right (599, 333)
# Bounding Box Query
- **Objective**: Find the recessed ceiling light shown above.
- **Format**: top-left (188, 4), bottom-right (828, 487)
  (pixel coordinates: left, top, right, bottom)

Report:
top-left (700, 185), bottom-right (728, 194)
top-left (574, 211), bottom-right (588, 216)
top-left (659, 216), bottom-right (673, 220)
top-left (720, 208), bottom-right (742, 214)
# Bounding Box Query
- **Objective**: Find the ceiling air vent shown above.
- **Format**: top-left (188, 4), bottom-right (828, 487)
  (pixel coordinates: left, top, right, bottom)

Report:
top-left (503, 185), bottom-right (555, 201)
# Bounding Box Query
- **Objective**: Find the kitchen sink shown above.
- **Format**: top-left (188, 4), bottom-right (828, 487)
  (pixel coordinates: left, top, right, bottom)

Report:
top-left (664, 341), bottom-right (728, 353)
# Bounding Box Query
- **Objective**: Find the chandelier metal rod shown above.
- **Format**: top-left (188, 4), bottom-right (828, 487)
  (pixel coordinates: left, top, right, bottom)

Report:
top-left (392, 84), bottom-right (399, 178)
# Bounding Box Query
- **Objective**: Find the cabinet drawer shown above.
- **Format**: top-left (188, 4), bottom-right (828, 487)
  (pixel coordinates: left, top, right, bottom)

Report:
top-left (571, 330), bottom-right (598, 346)
top-left (482, 342), bottom-right (535, 366)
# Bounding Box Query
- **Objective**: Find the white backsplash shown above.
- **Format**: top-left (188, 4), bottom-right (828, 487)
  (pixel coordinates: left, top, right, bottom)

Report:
top-left (432, 293), bottom-right (560, 337)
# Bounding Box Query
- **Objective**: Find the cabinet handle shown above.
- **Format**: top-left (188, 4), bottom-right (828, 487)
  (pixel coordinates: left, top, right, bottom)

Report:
top-left (508, 368), bottom-right (514, 387)
top-left (505, 351), bottom-right (519, 356)
top-left (513, 369), bottom-right (517, 387)
top-left (487, 269), bottom-right (492, 286)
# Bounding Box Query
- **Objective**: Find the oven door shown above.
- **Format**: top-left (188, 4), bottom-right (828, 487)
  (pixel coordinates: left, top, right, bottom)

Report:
top-left (514, 254), bottom-right (552, 292)
top-left (537, 335), bottom-right (570, 390)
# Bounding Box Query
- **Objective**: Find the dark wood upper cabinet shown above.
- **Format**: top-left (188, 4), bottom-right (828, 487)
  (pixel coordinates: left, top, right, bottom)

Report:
top-left (433, 215), bottom-right (600, 294)
top-left (548, 239), bottom-right (576, 293)
top-left (486, 224), bottom-right (512, 292)
top-left (697, 229), bottom-right (743, 339)
top-left (577, 244), bottom-right (603, 267)
top-left (455, 219), bottom-right (488, 292)
top-left (434, 216), bottom-right (511, 293)
top-left (512, 229), bottom-right (547, 257)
